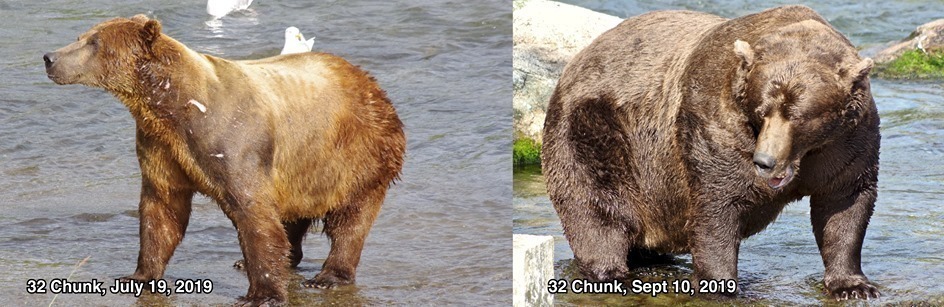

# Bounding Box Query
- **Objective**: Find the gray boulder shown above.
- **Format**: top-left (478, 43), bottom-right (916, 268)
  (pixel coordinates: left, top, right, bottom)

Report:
top-left (513, 0), bottom-right (621, 143)
top-left (867, 19), bottom-right (944, 64)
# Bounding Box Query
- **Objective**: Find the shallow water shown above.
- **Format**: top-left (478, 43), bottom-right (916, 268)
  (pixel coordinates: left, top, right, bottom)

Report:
top-left (515, 1), bottom-right (944, 305)
top-left (1, 0), bottom-right (511, 305)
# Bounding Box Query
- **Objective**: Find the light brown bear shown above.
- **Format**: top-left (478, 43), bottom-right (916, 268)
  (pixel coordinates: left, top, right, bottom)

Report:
top-left (543, 6), bottom-right (880, 300)
top-left (44, 15), bottom-right (405, 305)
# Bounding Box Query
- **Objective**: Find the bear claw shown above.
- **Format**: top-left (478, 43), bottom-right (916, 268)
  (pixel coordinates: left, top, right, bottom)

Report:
top-left (302, 279), bottom-right (335, 289)
top-left (302, 272), bottom-right (352, 289)
top-left (830, 283), bottom-right (880, 301)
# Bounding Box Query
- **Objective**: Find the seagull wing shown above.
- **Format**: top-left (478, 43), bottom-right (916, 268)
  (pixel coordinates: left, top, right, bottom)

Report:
top-left (305, 38), bottom-right (315, 50)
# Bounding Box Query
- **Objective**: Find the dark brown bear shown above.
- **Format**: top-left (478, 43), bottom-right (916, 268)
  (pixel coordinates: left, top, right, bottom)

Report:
top-left (543, 6), bottom-right (880, 300)
top-left (44, 15), bottom-right (405, 305)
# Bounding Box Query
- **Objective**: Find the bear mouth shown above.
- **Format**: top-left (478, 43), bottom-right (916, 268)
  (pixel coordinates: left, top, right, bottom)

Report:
top-left (46, 71), bottom-right (68, 85)
top-left (766, 165), bottom-right (794, 189)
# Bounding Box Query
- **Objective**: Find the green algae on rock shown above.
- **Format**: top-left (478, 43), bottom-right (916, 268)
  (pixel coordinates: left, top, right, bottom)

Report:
top-left (513, 137), bottom-right (542, 166)
top-left (876, 49), bottom-right (944, 79)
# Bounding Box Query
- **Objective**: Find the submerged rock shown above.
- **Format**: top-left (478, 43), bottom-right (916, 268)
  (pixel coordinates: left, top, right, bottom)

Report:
top-left (513, 0), bottom-right (621, 144)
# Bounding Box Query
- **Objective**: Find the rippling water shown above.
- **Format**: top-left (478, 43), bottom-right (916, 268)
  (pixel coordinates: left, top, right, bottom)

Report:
top-left (516, 1), bottom-right (944, 305)
top-left (0, 0), bottom-right (511, 305)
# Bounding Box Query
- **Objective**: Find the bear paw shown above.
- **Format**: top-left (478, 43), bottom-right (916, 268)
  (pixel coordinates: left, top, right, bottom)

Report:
top-left (235, 296), bottom-right (285, 307)
top-left (302, 271), bottom-right (353, 289)
top-left (233, 259), bottom-right (246, 270)
top-left (825, 275), bottom-right (880, 300)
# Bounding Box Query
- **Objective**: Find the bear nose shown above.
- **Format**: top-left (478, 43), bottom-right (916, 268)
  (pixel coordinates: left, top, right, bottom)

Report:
top-left (43, 52), bottom-right (57, 69)
top-left (753, 152), bottom-right (776, 171)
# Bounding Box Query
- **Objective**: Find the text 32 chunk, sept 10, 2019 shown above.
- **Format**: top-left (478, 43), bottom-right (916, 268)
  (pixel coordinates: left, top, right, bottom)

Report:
top-left (547, 278), bottom-right (738, 296)
top-left (26, 278), bottom-right (213, 297)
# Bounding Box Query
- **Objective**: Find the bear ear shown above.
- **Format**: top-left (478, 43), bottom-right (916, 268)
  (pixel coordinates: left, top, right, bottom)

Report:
top-left (733, 40), bottom-right (754, 69)
top-left (731, 40), bottom-right (754, 103)
top-left (130, 14), bottom-right (149, 24)
top-left (848, 57), bottom-right (873, 84)
top-left (141, 19), bottom-right (162, 46)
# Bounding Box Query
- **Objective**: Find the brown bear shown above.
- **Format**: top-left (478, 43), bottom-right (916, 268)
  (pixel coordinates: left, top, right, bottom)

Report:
top-left (43, 15), bottom-right (405, 305)
top-left (543, 5), bottom-right (880, 300)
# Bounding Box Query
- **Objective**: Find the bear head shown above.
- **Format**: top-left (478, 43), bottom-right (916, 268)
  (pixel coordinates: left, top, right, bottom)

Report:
top-left (44, 14), bottom-right (163, 93)
top-left (731, 20), bottom-right (874, 189)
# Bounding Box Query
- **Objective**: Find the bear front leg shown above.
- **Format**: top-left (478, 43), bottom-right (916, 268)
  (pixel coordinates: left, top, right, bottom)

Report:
top-left (304, 187), bottom-right (385, 288)
top-left (810, 186), bottom-right (880, 300)
top-left (123, 134), bottom-right (195, 282)
top-left (690, 208), bottom-right (740, 296)
top-left (123, 183), bottom-right (194, 281)
top-left (225, 195), bottom-right (292, 305)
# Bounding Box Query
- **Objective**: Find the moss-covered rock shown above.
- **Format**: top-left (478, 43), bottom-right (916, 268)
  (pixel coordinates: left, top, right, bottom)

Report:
top-left (875, 49), bottom-right (944, 79)
top-left (868, 18), bottom-right (944, 79)
top-left (513, 137), bottom-right (542, 166)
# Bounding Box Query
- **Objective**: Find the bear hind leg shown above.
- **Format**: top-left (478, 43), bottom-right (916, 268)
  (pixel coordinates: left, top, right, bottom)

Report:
top-left (285, 218), bottom-right (313, 268)
top-left (562, 208), bottom-right (633, 281)
top-left (303, 186), bottom-right (385, 288)
top-left (552, 184), bottom-right (635, 281)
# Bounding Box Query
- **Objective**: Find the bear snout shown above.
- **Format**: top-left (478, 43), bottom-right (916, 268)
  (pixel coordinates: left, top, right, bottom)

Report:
top-left (43, 52), bottom-right (68, 84)
top-left (752, 152), bottom-right (796, 189)
top-left (43, 52), bottom-right (57, 69)
top-left (753, 152), bottom-right (776, 172)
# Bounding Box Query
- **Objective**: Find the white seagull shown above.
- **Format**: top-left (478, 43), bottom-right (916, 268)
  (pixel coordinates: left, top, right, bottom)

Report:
top-left (207, 0), bottom-right (254, 19)
top-left (281, 27), bottom-right (316, 55)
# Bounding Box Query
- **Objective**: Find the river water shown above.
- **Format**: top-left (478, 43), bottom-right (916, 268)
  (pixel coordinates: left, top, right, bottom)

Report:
top-left (1, 0), bottom-right (511, 305)
top-left (515, 1), bottom-right (944, 305)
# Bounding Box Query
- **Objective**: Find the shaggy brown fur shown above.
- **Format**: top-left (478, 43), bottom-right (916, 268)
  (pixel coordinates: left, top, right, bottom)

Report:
top-left (543, 6), bottom-right (880, 300)
top-left (44, 14), bottom-right (405, 305)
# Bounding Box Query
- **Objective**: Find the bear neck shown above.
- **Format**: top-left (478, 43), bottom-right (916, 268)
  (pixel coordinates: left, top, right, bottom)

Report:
top-left (114, 37), bottom-right (214, 139)
top-left (109, 38), bottom-right (226, 198)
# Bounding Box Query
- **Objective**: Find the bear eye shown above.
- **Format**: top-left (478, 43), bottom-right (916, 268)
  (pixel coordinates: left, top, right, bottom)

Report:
top-left (747, 121), bottom-right (760, 137)
top-left (87, 36), bottom-right (99, 47)
top-left (753, 105), bottom-right (767, 118)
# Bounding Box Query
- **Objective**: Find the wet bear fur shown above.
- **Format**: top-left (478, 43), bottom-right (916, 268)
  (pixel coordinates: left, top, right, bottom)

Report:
top-left (44, 15), bottom-right (405, 305)
top-left (543, 5), bottom-right (880, 300)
